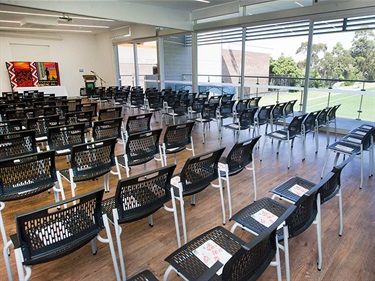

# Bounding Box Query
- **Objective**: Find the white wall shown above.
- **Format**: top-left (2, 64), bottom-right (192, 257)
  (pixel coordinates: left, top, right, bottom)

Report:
top-left (0, 31), bottom-right (117, 97)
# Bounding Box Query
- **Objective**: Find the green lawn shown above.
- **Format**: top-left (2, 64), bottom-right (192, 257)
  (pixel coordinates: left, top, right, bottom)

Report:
top-left (255, 90), bottom-right (375, 122)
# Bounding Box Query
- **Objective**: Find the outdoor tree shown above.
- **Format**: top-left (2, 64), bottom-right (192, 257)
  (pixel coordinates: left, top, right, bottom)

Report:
top-left (296, 42), bottom-right (328, 69)
top-left (269, 55), bottom-right (302, 86)
top-left (350, 29), bottom-right (375, 80)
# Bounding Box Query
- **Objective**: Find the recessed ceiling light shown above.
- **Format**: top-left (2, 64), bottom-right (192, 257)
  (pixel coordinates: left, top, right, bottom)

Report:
top-left (195, 0), bottom-right (210, 3)
top-left (0, 26), bottom-right (92, 33)
top-left (57, 23), bottom-right (109, 28)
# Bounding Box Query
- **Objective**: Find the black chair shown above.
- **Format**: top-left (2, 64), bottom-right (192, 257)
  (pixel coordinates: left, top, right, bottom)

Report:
top-left (57, 137), bottom-right (121, 197)
top-left (326, 104), bottom-right (341, 146)
top-left (192, 103), bottom-right (219, 143)
top-left (170, 147), bottom-right (225, 244)
top-left (313, 106), bottom-right (331, 148)
top-left (303, 110), bottom-right (321, 153)
top-left (283, 99), bottom-right (297, 122)
top-left (47, 123), bottom-right (86, 157)
top-left (117, 129), bottom-right (164, 177)
top-left (218, 136), bottom-right (261, 218)
top-left (231, 98), bottom-right (250, 121)
top-left (321, 125), bottom-right (373, 188)
top-left (269, 154), bottom-right (355, 272)
top-left (0, 119), bottom-right (23, 135)
top-left (6, 189), bottom-right (121, 281)
top-left (65, 111), bottom-right (93, 137)
top-left (0, 151), bottom-right (64, 280)
top-left (124, 112), bottom-right (152, 140)
top-left (160, 121), bottom-right (195, 166)
top-left (66, 98), bottom-right (82, 112)
top-left (163, 99), bottom-right (188, 125)
top-left (222, 107), bottom-right (258, 141)
top-left (43, 105), bottom-right (69, 121)
top-left (255, 104), bottom-right (275, 135)
top-left (101, 165), bottom-right (179, 280)
top-left (188, 96), bottom-right (207, 120)
top-left (98, 107), bottom-right (123, 120)
top-left (260, 114), bottom-right (307, 169)
top-left (92, 117), bottom-right (124, 142)
top-left (26, 114), bottom-right (60, 144)
top-left (231, 182), bottom-right (319, 281)
top-left (216, 100), bottom-right (235, 131)
top-left (271, 101), bottom-right (288, 129)
top-left (76, 102), bottom-right (98, 119)
top-left (0, 130), bottom-right (38, 160)
top-left (163, 204), bottom-right (296, 281)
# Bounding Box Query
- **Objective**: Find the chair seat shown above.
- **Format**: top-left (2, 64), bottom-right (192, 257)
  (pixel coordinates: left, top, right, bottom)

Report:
top-left (270, 176), bottom-right (316, 203)
top-left (164, 226), bottom-right (244, 281)
top-left (117, 154), bottom-right (156, 167)
top-left (0, 180), bottom-right (55, 202)
top-left (231, 197), bottom-right (287, 234)
top-left (127, 270), bottom-right (159, 281)
top-left (266, 129), bottom-right (289, 140)
top-left (59, 167), bottom-right (111, 183)
top-left (328, 141), bottom-right (362, 154)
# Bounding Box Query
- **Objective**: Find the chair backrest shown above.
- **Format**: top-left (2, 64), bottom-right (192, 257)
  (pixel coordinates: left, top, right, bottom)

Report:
top-left (76, 102), bottom-right (98, 117)
top-left (318, 153), bottom-right (355, 204)
top-left (238, 107), bottom-right (258, 128)
top-left (256, 104), bottom-right (275, 125)
top-left (219, 100), bottom-right (235, 116)
top-left (180, 147), bottom-right (225, 194)
top-left (316, 107), bottom-right (331, 127)
top-left (27, 115), bottom-right (60, 138)
top-left (113, 165), bottom-right (176, 223)
top-left (0, 130), bottom-right (37, 160)
top-left (5, 108), bottom-right (35, 121)
top-left (224, 136), bottom-right (261, 175)
top-left (125, 113), bottom-right (152, 135)
top-left (47, 123), bottom-right (86, 152)
top-left (163, 121), bottom-right (195, 151)
top-left (271, 102), bottom-right (288, 120)
top-left (201, 103), bottom-right (218, 119)
top-left (43, 105), bottom-right (69, 119)
top-left (92, 117), bottom-right (123, 141)
top-left (284, 99), bottom-right (297, 117)
top-left (234, 99), bottom-right (250, 115)
top-left (287, 114), bottom-right (307, 138)
top-left (303, 110), bottom-right (321, 133)
top-left (0, 119), bottom-right (23, 134)
top-left (65, 111), bottom-right (93, 130)
top-left (0, 151), bottom-right (57, 201)
top-left (221, 93), bottom-right (234, 103)
top-left (98, 107), bottom-right (123, 120)
top-left (14, 189), bottom-right (104, 265)
top-left (66, 98), bottom-right (82, 112)
top-left (70, 137), bottom-right (117, 179)
top-left (248, 96), bottom-right (262, 108)
top-left (191, 97), bottom-right (206, 112)
top-left (327, 104), bottom-right (341, 122)
top-left (125, 129), bottom-right (163, 164)
top-left (221, 204), bottom-right (296, 281)
top-left (208, 96), bottom-right (221, 105)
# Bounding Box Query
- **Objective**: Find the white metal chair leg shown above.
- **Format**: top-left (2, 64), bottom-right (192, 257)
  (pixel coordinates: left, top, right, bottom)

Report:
top-left (320, 150), bottom-right (333, 178)
top-left (3, 239), bottom-right (13, 281)
top-left (360, 148), bottom-right (364, 189)
top-left (113, 210), bottom-right (126, 281)
top-left (316, 195), bottom-right (322, 270)
top-left (338, 188), bottom-right (343, 236)
top-left (283, 225), bottom-right (290, 281)
top-left (164, 188), bottom-right (182, 247)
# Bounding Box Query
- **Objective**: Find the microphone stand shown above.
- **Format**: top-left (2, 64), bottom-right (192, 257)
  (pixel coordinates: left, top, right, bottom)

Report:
top-left (91, 71), bottom-right (106, 88)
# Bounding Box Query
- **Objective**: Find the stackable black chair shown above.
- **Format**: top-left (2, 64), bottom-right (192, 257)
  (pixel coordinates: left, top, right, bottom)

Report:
top-left (170, 147), bottom-right (225, 244)
top-left (0, 130), bottom-right (38, 160)
top-left (191, 103), bottom-right (219, 143)
top-left (66, 98), bottom-right (82, 112)
top-left (57, 137), bottom-right (121, 197)
top-left (92, 117), bottom-right (124, 142)
top-left (98, 107), bottom-right (123, 120)
top-left (303, 110), bottom-right (321, 153)
top-left (160, 121), bottom-right (195, 166)
top-left (65, 111), bottom-right (93, 137)
top-left (26, 114), bottom-right (60, 144)
top-left (46, 123), bottom-right (86, 157)
top-left (76, 102), bottom-right (98, 119)
top-left (117, 129), bottom-right (164, 177)
top-left (260, 114), bottom-right (307, 169)
top-left (163, 99), bottom-right (188, 125)
top-left (5, 189), bottom-right (121, 281)
top-left (0, 151), bottom-right (64, 280)
top-left (231, 98), bottom-right (250, 121)
top-left (255, 104), bottom-right (275, 135)
top-left (248, 96), bottom-right (262, 109)
top-left (43, 105), bottom-right (69, 121)
top-left (230, 183), bottom-right (319, 281)
top-left (218, 136), bottom-right (261, 219)
top-left (101, 165), bottom-right (179, 280)
top-left (313, 107), bottom-right (331, 148)
top-left (222, 107), bottom-right (258, 141)
top-left (0, 119), bottom-right (23, 135)
top-left (321, 125), bottom-right (373, 188)
top-left (269, 154), bottom-right (354, 273)
top-left (163, 204), bottom-right (296, 281)
top-left (326, 104), bottom-right (341, 146)
top-left (124, 113), bottom-right (152, 141)
top-left (283, 99), bottom-right (297, 123)
top-left (270, 101), bottom-right (288, 130)
top-left (216, 100), bottom-right (235, 131)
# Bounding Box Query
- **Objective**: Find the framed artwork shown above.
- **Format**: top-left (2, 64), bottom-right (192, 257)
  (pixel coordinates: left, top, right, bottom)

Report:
top-left (5, 61), bottom-right (60, 91)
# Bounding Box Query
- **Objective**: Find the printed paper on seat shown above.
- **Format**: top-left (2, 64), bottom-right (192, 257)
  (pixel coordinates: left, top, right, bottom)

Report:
top-left (193, 239), bottom-right (232, 275)
top-left (289, 184), bottom-right (309, 197)
top-left (251, 208), bottom-right (278, 227)
top-left (335, 144), bottom-right (353, 152)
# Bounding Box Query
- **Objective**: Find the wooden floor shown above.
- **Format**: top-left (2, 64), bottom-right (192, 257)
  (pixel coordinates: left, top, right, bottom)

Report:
top-left (1, 111), bottom-right (374, 281)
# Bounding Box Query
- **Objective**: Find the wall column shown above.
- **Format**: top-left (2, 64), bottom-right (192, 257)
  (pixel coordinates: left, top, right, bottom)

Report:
top-left (157, 37), bottom-right (165, 90)
top-left (192, 32), bottom-right (198, 94)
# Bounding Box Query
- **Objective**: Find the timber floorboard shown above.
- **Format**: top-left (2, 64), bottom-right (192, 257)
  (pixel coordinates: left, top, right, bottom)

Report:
top-left (0, 112), bottom-right (374, 281)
